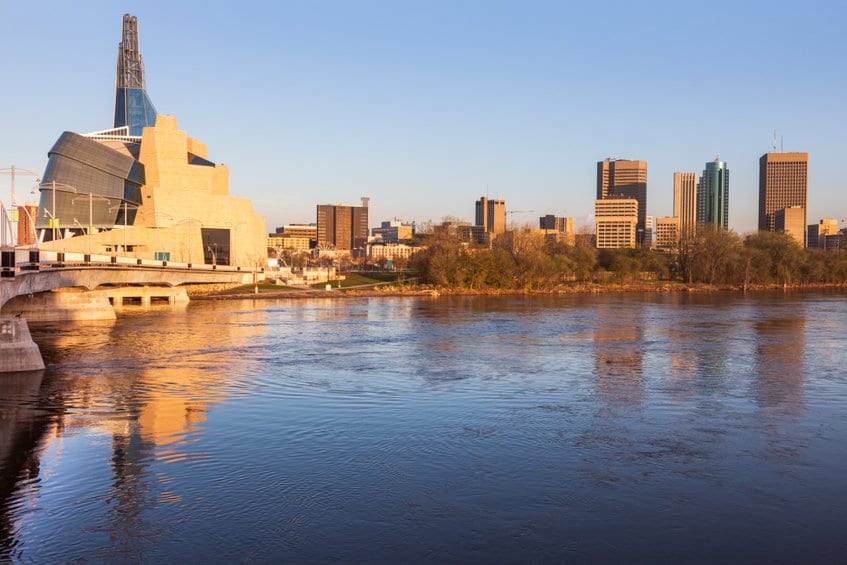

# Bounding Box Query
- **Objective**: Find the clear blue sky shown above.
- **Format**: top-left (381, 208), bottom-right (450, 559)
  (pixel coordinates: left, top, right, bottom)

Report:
top-left (1, 0), bottom-right (845, 233)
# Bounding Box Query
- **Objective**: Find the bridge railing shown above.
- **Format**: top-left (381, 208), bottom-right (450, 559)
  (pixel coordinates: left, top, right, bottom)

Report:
top-left (1, 248), bottom-right (263, 278)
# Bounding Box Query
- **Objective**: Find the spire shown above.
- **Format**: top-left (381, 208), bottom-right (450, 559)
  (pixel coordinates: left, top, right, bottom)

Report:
top-left (113, 14), bottom-right (157, 136)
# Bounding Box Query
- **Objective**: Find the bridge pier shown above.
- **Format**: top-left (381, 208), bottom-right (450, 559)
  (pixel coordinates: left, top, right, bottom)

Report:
top-left (0, 317), bottom-right (45, 373)
top-left (2, 289), bottom-right (116, 322)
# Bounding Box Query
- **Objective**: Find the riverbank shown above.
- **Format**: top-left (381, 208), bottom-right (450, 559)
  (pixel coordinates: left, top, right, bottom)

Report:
top-left (189, 281), bottom-right (847, 300)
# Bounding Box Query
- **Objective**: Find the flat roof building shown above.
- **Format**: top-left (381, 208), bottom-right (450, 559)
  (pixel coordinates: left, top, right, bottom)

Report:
top-left (317, 198), bottom-right (369, 251)
top-left (775, 206), bottom-right (806, 246)
top-left (808, 218), bottom-right (838, 249)
top-left (655, 217), bottom-right (680, 252)
top-left (597, 158), bottom-right (648, 246)
top-left (759, 152), bottom-right (808, 236)
top-left (595, 197), bottom-right (638, 249)
top-left (673, 172), bottom-right (697, 239)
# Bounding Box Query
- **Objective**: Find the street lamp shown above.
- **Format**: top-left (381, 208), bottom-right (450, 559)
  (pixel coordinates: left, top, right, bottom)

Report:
top-left (108, 201), bottom-right (140, 254)
top-left (72, 192), bottom-right (111, 256)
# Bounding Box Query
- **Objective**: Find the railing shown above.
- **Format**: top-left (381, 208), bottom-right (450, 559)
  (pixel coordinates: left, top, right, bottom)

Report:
top-left (0, 248), bottom-right (264, 278)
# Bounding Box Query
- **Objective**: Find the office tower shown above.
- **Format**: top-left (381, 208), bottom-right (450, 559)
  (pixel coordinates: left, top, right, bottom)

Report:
top-left (594, 197), bottom-right (638, 248)
top-left (655, 217), bottom-right (680, 252)
top-left (597, 158), bottom-right (647, 245)
top-left (114, 14), bottom-right (157, 136)
top-left (696, 158), bottom-right (729, 229)
top-left (774, 206), bottom-right (805, 246)
top-left (316, 197), bottom-right (370, 250)
top-left (673, 172), bottom-right (697, 237)
top-left (475, 196), bottom-right (506, 236)
top-left (758, 152), bottom-right (808, 235)
top-left (807, 218), bottom-right (838, 248)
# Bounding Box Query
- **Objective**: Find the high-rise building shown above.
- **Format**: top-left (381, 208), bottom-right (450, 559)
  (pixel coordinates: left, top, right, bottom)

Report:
top-left (595, 197), bottom-right (638, 249)
top-left (316, 198), bottom-right (370, 250)
top-left (807, 218), bottom-right (838, 249)
top-left (775, 206), bottom-right (805, 246)
top-left (114, 14), bottom-right (157, 136)
top-left (474, 196), bottom-right (506, 244)
top-left (758, 152), bottom-right (808, 235)
top-left (696, 158), bottom-right (729, 229)
top-left (597, 158), bottom-right (647, 246)
top-left (673, 172), bottom-right (697, 238)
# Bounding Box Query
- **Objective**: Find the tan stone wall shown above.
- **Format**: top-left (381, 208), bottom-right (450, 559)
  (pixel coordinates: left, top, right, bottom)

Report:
top-left (38, 116), bottom-right (267, 267)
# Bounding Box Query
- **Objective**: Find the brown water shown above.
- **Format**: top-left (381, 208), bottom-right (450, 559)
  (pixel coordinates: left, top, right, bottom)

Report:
top-left (1, 292), bottom-right (846, 562)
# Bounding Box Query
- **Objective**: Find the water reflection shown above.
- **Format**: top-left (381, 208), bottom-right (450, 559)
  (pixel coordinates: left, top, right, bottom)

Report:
top-left (0, 293), bottom-right (844, 562)
top-left (591, 299), bottom-right (644, 407)
top-left (752, 306), bottom-right (806, 416)
top-left (0, 370), bottom-right (47, 560)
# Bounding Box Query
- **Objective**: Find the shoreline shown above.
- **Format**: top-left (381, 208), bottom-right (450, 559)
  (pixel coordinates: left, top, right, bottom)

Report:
top-left (191, 281), bottom-right (847, 301)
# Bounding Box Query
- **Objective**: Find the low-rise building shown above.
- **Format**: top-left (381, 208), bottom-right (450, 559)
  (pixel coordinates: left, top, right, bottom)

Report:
top-left (775, 206), bottom-right (805, 246)
top-left (655, 217), bottom-right (680, 252)
top-left (371, 219), bottom-right (415, 243)
top-left (367, 243), bottom-right (421, 263)
top-left (808, 218), bottom-right (838, 248)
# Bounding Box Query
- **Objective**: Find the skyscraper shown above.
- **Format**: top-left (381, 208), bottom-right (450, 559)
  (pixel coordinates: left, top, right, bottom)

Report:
top-left (114, 14), bottom-right (157, 136)
top-left (475, 196), bottom-right (506, 236)
top-left (672, 172), bottom-right (697, 238)
top-left (758, 152), bottom-right (808, 234)
top-left (696, 158), bottom-right (729, 229)
top-left (316, 198), bottom-right (370, 250)
top-left (597, 158), bottom-right (647, 246)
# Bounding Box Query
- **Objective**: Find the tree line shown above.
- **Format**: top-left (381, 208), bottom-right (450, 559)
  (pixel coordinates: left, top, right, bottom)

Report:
top-left (409, 226), bottom-right (847, 290)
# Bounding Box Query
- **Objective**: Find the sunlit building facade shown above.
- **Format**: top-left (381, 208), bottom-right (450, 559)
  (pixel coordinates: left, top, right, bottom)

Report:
top-left (595, 197), bottom-right (638, 249)
top-left (597, 158), bottom-right (648, 246)
top-left (758, 152), bottom-right (808, 236)
top-left (33, 13), bottom-right (266, 265)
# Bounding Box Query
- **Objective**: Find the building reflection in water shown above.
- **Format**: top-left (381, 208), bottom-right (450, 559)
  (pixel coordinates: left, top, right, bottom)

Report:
top-left (0, 371), bottom-right (47, 561)
top-left (591, 299), bottom-right (644, 408)
top-left (751, 307), bottom-right (806, 417)
top-left (0, 304), bottom-right (268, 558)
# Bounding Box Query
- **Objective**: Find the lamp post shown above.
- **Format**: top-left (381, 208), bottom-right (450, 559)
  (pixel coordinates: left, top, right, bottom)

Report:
top-left (108, 201), bottom-right (140, 254)
top-left (73, 192), bottom-right (111, 256)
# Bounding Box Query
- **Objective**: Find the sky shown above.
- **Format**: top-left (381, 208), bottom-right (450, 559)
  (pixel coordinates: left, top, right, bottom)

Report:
top-left (1, 0), bottom-right (845, 233)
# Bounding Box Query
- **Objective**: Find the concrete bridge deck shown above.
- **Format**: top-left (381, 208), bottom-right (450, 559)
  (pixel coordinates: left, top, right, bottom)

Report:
top-left (1, 248), bottom-right (259, 309)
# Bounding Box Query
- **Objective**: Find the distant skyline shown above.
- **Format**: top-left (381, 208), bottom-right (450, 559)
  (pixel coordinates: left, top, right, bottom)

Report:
top-left (1, 1), bottom-right (845, 233)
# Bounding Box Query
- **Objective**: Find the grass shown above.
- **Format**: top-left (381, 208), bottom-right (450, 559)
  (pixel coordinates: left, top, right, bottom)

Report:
top-left (220, 282), bottom-right (305, 294)
top-left (308, 272), bottom-right (408, 290)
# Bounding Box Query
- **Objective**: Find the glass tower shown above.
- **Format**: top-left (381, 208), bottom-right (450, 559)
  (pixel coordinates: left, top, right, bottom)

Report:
top-left (696, 158), bottom-right (729, 229)
top-left (113, 14), bottom-right (157, 136)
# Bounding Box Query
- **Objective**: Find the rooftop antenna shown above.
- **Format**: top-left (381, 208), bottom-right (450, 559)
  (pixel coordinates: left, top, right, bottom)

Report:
top-left (772, 130), bottom-right (778, 153)
top-left (780, 135), bottom-right (784, 153)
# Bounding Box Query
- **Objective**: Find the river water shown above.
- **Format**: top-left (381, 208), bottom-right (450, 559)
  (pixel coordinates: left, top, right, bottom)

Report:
top-left (1, 292), bottom-right (846, 562)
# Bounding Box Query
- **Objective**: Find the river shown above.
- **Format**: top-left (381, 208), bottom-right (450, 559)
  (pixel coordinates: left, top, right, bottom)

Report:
top-left (1, 291), bottom-right (846, 562)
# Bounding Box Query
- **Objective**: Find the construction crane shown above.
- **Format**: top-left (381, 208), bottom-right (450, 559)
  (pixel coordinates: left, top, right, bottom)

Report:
top-left (506, 209), bottom-right (535, 216)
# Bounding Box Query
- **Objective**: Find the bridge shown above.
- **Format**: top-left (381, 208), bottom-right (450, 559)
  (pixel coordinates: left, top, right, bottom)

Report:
top-left (1, 248), bottom-right (258, 309)
top-left (1, 248), bottom-right (262, 372)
